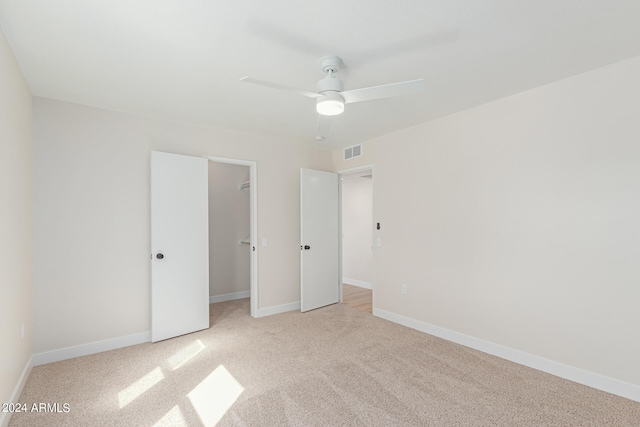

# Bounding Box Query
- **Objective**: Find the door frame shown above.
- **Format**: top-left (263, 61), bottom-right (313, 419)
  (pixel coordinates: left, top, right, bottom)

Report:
top-left (337, 164), bottom-right (375, 309)
top-left (203, 155), bottom-right (258, 318)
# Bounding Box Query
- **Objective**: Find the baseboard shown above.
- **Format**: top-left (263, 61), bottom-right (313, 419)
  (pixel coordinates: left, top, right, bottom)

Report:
top-left (373, 308), bottom-right (640, 403)
top-left (209, 290), bottom-right (250, 304)
top-left (342, 278), bottom-right (372, 289)
top-left (256, 301), bottom-right (300, 317)
top-left (0, 355), bottom-right (33, 427)
top-left (32, 331), bottom-right (151, 366)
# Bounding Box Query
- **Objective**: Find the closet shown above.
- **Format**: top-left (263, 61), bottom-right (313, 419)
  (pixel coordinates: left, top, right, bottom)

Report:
top-left (208, 161), bottom-right (251, 304)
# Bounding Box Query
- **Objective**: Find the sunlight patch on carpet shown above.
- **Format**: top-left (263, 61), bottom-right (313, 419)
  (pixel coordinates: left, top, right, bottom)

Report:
top-left (188, 365), bottom-right (244, 425)
top-left (168, 339), bottom-right (206, 370)
top-left (118, 367), bottom-right (165, 408)
top-left (153, 405), bottom-right (187, 426)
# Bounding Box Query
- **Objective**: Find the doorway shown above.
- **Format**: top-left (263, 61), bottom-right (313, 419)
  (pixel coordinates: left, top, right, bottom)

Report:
top-left (204, 156), bottom-right (258, 318)
top-left (207, 161), bottom-right (251, 312)
top-left (339, 166), bottom-right (374, 314)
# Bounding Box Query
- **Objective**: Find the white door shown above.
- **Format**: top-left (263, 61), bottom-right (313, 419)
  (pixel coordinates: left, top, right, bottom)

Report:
top-left (300, 168), bottom-right (340, 312)
top-left (151, 151), bottom-right (209, 342)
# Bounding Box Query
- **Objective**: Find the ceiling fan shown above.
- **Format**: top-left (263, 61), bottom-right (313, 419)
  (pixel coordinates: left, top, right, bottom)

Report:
top-left (240, 55), bottom-right (425, 140)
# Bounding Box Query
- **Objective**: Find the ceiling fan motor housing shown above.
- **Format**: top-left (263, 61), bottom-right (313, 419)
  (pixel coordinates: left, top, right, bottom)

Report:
top-left (317, 75), bottom-right (344, 93)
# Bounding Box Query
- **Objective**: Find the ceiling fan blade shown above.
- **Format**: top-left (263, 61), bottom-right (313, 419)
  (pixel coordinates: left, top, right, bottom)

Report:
top-left (341, 78), bottom-right (425, 104)
top-left (316, 114), bottom-right (332, 140)
top-left (240, 77), bottom-right (321, 99)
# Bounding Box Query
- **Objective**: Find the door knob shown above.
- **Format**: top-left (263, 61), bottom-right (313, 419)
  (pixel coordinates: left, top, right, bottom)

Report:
top-left (304, 245), bottom-right (311, 250)
top-left (156, 253), bottom-right (164, 259)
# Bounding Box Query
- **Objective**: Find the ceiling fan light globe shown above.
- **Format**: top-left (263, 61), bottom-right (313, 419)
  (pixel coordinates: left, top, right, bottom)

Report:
top-left (316, 92), bottom-right (345, 116)
top-left (317, 100), bottom-right (344, 116)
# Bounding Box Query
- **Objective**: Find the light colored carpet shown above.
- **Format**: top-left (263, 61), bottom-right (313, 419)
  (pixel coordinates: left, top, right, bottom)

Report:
top-left (10, 299), bottom-right (640, 426)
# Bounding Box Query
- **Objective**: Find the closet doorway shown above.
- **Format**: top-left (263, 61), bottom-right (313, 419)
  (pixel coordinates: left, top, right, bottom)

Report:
top-left (205, 156), bottom-right (258, 318)
top-left (339, 166), bottom-right (374, 314)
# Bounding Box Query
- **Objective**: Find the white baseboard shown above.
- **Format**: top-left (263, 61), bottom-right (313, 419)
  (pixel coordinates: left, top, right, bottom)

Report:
top-left (209, 290), bottom-right (250, 304)
top-left (373, 308), bottom-right (640, 403)
top-left (257, 301), bottom-right (300, 318)
top-left (0, 355), bottom-right (33, 427)
top-left (32, 331), bottom-right (151, 366)
top-left (343, 278), bottom-right (372, 289)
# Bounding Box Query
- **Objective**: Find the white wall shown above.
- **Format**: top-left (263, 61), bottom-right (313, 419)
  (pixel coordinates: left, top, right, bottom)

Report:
top-left (342, 177), bottom-right (373, 287)
top-left (0, 28), bottom-right (33, 423)
top-left (32, 98), bottom-right (332, 353)
top-left (334, 55), bottom-right (640, 389)
top-left (208, 162), bottom-right (250, 297)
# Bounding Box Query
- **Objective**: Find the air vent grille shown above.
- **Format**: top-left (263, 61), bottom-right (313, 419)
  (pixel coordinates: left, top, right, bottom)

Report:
top-left (343, 144), bottom-right (362, 160)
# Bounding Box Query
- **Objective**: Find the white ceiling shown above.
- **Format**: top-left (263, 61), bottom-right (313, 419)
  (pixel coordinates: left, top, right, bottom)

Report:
top-left (2, 0), bottom-right (640, 148)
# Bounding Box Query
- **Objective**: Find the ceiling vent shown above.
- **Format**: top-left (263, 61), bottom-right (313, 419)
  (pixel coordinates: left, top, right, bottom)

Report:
top-left (344, 144), bottom-right (362, 160)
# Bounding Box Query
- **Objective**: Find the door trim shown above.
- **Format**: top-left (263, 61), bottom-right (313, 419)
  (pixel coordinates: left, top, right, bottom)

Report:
top-left (337, 164), bottom-right (375, 311)
top-left (203, 155), bottom-right (258, 318)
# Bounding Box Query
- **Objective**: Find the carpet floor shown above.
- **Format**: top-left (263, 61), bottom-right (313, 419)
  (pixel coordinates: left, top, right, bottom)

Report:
top-left (10, 299), bottom-right (640, 426)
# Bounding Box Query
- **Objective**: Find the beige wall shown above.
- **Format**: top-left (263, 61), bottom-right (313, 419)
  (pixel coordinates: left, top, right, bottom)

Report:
top-left (33, 98), bottom-right (332, 353)
top-left (335, 55), bottom-right (640, 386)
top-left (333, 144), bottom-right (376, 173)
top-left (208, 162), bottom-right (250, 297)
top-left (0, 29), bottom-right (33, 414)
